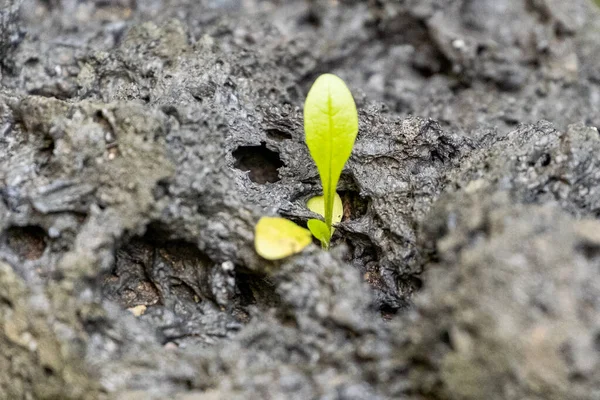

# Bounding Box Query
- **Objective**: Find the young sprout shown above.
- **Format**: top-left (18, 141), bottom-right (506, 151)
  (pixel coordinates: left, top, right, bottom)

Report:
top-left (304, 73), bottom-right (358, 249)
top-left (253, 73), bottom-right (358, 260)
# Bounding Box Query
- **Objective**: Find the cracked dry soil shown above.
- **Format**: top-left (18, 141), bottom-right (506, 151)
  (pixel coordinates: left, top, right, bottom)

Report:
top-left (1, 0), bottom-right (600, 399)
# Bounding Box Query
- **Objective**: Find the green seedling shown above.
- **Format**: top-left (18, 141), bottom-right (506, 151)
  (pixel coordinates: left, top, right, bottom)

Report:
top-left (253, 73), bottom-right (358, 260)
top-left (304, 73), bottom-right (358, 249)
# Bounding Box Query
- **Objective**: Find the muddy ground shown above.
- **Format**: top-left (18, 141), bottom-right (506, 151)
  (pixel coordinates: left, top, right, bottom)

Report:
top-left (1, 0), bottom-right (600, 399)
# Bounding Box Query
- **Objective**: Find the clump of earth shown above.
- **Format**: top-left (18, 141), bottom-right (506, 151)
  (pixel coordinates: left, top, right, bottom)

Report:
top-left (1, 0), bottom-right (600, 399)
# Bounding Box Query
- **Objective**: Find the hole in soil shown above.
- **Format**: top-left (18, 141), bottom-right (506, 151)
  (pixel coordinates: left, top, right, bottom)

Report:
top-left (37, 133), bottom-right (55, 165)
top-left (233, 142), bottom-right (283, 184)
top-left (103, 237), bottom-right (214, 309)
top-left (102, 228), bottom-right (281, 345)
top-left (265, 128), bottom-right (292, 141)
top-left (340, 228), bottom-right (416, 317)
top-left (540, 153), bottom-right (551, 167)
top-left (152, 179), bottom-right (170, 201)
top-left (554, 22), bottom-right (573, 40)
top-left (410, 41), bottom-right (454, 78)
top-left (301, 10), bottom-right (321, 27)
top-left (339, 190), bottom-right (369, 221)
top-left (440, 330), bottom-right (453, 349)
top-left (380, 304), bottom-right (398, 321)
top-left (24, 57), bottom-right (40, 66)
top-left (575, 241), bottom-right (600, 260)
top-left (5, 226), bottom-right (48, 260)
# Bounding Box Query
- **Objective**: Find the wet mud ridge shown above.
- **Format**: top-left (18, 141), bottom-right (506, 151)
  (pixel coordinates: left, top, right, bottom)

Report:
top-left (1, 0), bottom-right (600, 399)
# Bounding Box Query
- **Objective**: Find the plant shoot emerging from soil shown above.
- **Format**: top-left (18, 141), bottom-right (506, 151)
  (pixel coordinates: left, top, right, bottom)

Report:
top-left (253, 73), bottom-right (357, 260)
top-left (304, 74), bottom-right (358, 249)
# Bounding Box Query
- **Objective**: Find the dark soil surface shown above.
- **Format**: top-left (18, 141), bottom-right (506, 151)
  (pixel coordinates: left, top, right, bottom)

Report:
top-left (2, 0), bottom-right (600, 399)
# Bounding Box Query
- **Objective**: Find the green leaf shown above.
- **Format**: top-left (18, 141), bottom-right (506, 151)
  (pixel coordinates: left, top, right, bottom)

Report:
top-left (304, 73), bottom-right (358, 247)
top-left (254, 217), bottom-right (312, 260)
top-left (307, 219), bottom-right (331, 249)
top-left (306, 192), bottom-right (343, 237)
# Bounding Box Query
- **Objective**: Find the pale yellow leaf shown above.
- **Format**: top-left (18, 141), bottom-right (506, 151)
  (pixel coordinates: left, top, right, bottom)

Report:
top-left (254, 217), bottom-right (312, 260)
top-left (306, 192), bottom-right (343, 227)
